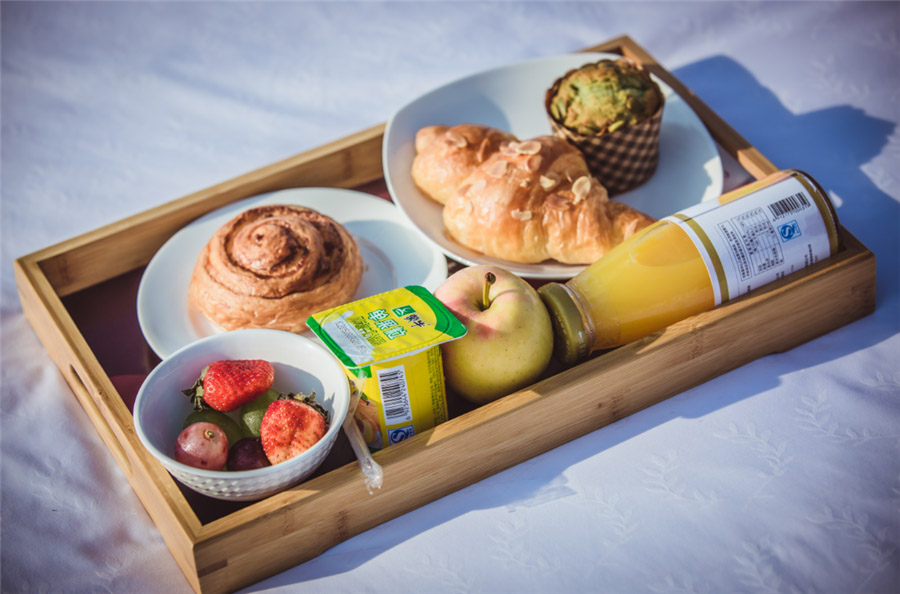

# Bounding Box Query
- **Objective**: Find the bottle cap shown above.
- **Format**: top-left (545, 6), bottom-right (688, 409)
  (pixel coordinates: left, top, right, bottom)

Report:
top-left (537, 282), bottom-right (591, 367)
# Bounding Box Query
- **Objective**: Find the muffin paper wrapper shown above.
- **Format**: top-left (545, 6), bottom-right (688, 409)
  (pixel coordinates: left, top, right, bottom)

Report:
top-left (546, 80), bottom-right (664, 196)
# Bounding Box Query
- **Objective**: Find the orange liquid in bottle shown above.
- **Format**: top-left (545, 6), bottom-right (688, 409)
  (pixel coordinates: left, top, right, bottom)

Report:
top-left (567, 219), bottom-right (715, 350)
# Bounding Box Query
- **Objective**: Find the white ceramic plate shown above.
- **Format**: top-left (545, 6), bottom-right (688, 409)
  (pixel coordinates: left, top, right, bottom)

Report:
top-left (383, 52), bottom-right (724, 279)
top-left (137, 187), bottom-right (448, 359)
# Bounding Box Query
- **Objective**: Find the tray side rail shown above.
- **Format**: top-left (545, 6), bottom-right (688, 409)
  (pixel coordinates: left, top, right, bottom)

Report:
top-left (33, 124), bottom-right (385, 298)
top-left (13, 255), bottom-right (207, 592)
top-left (13, 122), bottom-right (385, 594)
top-left (187, 229), bottom-right (875, 593)
top-left (587, 35), bottom-right (778, 179)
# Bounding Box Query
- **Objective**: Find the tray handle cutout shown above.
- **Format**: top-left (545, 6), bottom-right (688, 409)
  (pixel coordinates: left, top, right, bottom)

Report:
top-left (66, 364), bottom-right (133, 478)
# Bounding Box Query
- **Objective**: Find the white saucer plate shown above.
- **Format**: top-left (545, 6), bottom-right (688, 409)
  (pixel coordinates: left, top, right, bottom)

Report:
top-left (137, 187), bottom-right (448, 359)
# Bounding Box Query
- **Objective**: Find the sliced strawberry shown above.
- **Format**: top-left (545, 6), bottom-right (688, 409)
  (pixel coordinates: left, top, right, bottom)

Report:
top-left (182, 359), bottom-right (274, 413)
top-left (260, 393), bottom-right (329, 465)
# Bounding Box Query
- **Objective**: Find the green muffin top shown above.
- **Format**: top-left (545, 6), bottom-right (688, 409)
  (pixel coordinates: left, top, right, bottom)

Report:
top-left (548, 59), bottom-right (663, 135)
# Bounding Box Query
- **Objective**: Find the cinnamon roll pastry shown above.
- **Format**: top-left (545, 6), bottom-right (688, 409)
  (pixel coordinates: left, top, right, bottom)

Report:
top-left (188, 204), bottom-right (363, 333)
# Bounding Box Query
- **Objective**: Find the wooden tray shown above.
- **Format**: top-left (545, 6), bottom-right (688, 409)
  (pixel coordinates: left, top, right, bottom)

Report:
top-left (13, 36), bottom-right (876, 593)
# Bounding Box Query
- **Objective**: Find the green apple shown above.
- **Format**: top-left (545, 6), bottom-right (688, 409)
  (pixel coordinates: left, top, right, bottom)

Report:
top-left (433, 265), bottom-right (553, 404)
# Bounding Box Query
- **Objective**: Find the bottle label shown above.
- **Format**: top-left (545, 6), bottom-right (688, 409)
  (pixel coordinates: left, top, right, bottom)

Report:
top-left (665, 175), bottom-right (834, 305)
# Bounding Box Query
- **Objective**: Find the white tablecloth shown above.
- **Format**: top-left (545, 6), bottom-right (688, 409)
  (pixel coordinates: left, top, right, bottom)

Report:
top-left (2, 2), bottom-right (898, 593)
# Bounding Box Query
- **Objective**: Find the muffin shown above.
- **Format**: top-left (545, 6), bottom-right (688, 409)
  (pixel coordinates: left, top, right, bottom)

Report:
top-left (545, 58), bottom-right (665, 195)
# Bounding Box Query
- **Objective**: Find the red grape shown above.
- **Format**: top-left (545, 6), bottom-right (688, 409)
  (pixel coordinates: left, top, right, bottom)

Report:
top-left (174, 422), bottom-right (228, 470)
top-left (227, 437), bottom-right (272, 471)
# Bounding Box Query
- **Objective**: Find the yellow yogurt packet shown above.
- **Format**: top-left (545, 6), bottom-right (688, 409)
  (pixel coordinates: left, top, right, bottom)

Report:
top-left (307, 285), bottom-right (466, 450)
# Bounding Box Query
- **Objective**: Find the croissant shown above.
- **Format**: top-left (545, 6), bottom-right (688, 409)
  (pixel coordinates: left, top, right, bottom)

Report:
top-left (188, 204), bottom-right (363, 333)
top-left (411, 124), bottom-right (517, 205)
top-left (430, 130), bottom-right (655, 264)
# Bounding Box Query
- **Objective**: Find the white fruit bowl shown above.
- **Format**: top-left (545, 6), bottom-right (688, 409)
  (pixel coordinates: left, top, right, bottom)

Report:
top-left (133, 328), bottom-right (350, 501)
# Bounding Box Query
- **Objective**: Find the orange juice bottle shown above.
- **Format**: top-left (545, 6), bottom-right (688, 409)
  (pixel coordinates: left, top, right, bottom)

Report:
top-left (538, 170), bottom-right (840, 366)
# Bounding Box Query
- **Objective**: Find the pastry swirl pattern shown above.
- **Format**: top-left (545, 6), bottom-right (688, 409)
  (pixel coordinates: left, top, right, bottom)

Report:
top-left (188, 204), bottom-right (363, 333)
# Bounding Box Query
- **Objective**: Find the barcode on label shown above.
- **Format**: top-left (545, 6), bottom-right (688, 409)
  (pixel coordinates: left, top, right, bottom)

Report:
top-left (377, 365), bottom-right (413, 425)
top-left (768, 192), bottom-right (810, 218)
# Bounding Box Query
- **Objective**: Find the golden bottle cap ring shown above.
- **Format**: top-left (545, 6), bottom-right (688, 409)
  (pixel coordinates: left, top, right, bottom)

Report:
top-left (537, 282), bottom-right (591, 367)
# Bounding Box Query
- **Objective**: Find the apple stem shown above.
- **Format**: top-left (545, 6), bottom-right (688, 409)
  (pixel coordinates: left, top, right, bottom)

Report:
top-left (482, 272), bottom-right (496, 311)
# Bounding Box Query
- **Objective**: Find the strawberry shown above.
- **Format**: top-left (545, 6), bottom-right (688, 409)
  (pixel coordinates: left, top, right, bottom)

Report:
top-left (260, 392), bottom-right (329, 465)
top-left (182, 359), bottom-right (275, 413)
